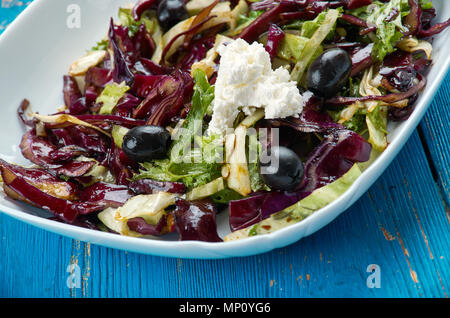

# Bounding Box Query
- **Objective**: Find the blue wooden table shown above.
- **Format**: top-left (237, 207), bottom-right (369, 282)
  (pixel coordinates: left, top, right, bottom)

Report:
top-left (0, 1), bottom-right (449, 298)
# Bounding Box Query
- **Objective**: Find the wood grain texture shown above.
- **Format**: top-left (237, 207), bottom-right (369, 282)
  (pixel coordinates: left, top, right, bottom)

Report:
top-left (419, 73), bottom-right (450, 206)
top-left (0, 2), bottom-right (449, 298)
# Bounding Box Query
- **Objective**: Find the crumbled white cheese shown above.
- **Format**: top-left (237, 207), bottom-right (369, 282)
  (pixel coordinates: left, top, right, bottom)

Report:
top-left (208, 39), bottom-right (304, 135)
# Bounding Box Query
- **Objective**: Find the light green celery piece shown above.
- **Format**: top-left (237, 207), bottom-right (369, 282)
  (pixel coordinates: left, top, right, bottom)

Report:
top-left (290, 9), bottom-right (339, 83)
top-left (185, 177), bottom-right (225, 201)
top-left (97, 82), bottom-right (130, 115)
top-left (247, 133), bottom-right (270, 192)
top-left (277, 33), bottom-right (309, 63)
top-left (111, 125), bottom-right (130, 148)
top-left (224, 164), bottom-right (362, 241)
top-left (225, 109), bottom-right (265, 196)
top-left (419, 0), bottom-right (433, 10)
top-left (300, 10), bottom-right (336, 40)
top-left (366, 104), bottom-right (388, 152)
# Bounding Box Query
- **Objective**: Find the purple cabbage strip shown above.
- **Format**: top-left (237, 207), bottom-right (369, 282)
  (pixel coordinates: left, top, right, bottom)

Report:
top-left (420, 7), bottom-right (436, 31)
top-left (69, 98), bottom-right (89, 115)
top-left (85, 67), bottom-right (113, 88)
top-left (114, 93), bottom-right (142, 117)
top-left (229, 193), bottom-right (267, 232)
top-left (346, 0), bottom-right (372, 10)
top-left (269, 95), bottom-right (342, 133)
top-left (127, 215), bottom-right (174, 236)
top-left (129, 178), bottom-right (186, 195)
top-left (0, 159), bottom-right (106, 223)
top-left (299, 129), bottom-right (371, 192)
top-left (17, 99), bottom-right (36, 128)
top-left (418, 17), bottom-right (450, 38)
top-left (177, 36), bottom-right (216, 72)
top-left (280, 0), bottom-right (336, 21)
top-left (161, 16), bottom-right (215, 64)
top-left (326, 73), bottom-right (427, 106)
top-left (132, 74), bottom-right (172, 98)
top-left (106, 144), bottom-right (136, 186)
top-left (133, 69), bottom-right (194, 126)
top-left (405, 0), bottom-right (421, 36)
top-left (63, 75), bottom-right (83, 111)
top-left (109, 19), bottom-right (135, 86)
top-left (133, 23), bottom-right (156, 60)
top-left (20, 129), bottom-right (97, 177)
top-left (340, 13), bottom-right (369, 27)
top-left (75, 114), bottom-right (146, 128)
top-left (174, 199), bottom-right (222, 242)
top-left (380, 51), bottom-right (417, 92)
top-left (350, 43), bottom-right (374, 77)
top-left (385, 7), bottom-right (399, 23)
top-left (251, 0), bottom-right (307, 11)
top-left (134, 58), bottom-right (173, 76)
top-left (389, 94), bottom-right (417, 122)
top-left (79, 182), bottom-right (132, 208)
top-left (265, 24), bottom-right (285, 60)
top-left (50, 125), bottom-right (110, 160)
top-left (239, 1), bottom-right (302, 43)
top-left (229, 191), bottom-right (308, 232)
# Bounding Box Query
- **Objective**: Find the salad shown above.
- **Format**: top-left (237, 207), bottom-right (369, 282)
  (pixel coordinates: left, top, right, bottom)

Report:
top-left (0, 0), bottom-right (448, 242)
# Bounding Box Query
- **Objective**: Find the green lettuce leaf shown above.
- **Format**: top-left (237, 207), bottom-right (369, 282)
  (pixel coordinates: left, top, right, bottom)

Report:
top-left (343, 110), bottom-right (368, 135)
top-left (348, 0), bottom-right (410, 61)
top-left (91, 39), bottom-right (109, 51)
top-left (135, 159), bottom-right (222, 189)
top-left (170, 68), bottom-right (215, 163)
top-left (210, 189), bottom-right (243, 204)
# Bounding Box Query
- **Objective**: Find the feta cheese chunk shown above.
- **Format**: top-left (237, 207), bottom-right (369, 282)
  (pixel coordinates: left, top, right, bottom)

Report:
top-left (208, 39), bottom-right (304, 135)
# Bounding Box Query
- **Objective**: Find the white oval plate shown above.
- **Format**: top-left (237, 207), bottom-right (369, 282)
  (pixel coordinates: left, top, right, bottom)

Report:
top-left (0, 0), bottom-right (448, 259)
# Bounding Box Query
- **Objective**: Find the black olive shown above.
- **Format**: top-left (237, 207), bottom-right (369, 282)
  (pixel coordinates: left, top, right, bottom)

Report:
top-left (157, 0), bottom-right (190, 31)
top-left (307, 48), bottom-right (352, 98)
top-left (259, 146), bottom-right (304, 191)
top-left (122, 126), bottom-right (171, 162)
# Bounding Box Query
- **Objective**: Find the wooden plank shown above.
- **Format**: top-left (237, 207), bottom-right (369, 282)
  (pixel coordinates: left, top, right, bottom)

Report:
top-left (1, 0), bottom-right (449, 299)
top-left (419, 70), bottom-right (450, 205)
